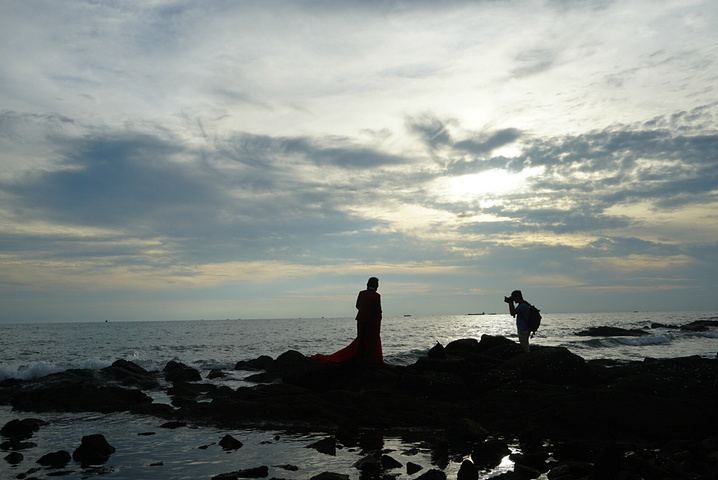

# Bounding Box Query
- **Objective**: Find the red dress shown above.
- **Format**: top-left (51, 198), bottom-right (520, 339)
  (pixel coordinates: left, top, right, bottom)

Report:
top-left (310, 288), bottom-right (383, 364)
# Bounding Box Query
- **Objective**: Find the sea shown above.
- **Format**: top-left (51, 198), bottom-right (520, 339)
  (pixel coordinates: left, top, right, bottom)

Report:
top-left (1, 311), bottom-right (717, 480)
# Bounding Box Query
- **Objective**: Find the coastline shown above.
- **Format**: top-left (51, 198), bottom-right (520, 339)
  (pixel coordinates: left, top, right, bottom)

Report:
top-left (3, 332), bottom-right (718, 479)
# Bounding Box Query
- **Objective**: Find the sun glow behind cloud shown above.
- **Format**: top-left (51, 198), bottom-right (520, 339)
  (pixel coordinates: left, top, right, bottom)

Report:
top-left (432, 167), bottom-right (543, 204)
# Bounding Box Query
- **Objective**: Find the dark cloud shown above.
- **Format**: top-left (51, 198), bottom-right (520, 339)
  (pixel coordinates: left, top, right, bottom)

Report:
top-left (6, 133), bottom-right (215, 226)
top-left (405, 115), bottom-right (453, 150)
top-left (454, 128), bottom-right (523, 156)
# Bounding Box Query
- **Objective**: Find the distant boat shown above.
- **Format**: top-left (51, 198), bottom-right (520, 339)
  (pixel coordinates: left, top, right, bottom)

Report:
top-left (467, 312), bottom-right (485, 315)
top-left (403, 314), bottom-right (412, 317)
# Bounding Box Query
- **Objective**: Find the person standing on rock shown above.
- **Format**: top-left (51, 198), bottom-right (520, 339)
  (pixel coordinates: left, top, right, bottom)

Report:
top-left (310, 277), bottom-right (384, 364)
top-left (354, 277), bottom-right (383, 362)
top-left (505, 290), bottom-right (531, 352)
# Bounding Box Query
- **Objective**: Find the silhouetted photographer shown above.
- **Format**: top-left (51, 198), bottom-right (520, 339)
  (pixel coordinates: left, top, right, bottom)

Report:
top-left (505, 290), bottom-right (532, 352)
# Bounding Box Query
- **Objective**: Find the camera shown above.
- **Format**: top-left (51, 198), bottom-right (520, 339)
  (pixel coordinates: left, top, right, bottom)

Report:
top-left (504, 296), bottom-right (512, 303)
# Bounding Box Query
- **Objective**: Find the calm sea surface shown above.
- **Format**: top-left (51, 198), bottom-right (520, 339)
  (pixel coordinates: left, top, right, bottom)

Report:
top-left (1, 312), bottom-right (717, 479)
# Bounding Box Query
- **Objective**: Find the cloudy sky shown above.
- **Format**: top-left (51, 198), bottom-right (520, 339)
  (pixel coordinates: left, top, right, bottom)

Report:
top-left (1, 0), bottom-right (717, 323)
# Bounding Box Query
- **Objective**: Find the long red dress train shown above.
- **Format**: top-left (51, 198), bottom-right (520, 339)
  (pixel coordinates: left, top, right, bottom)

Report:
top-left (310, 287), bottom-right (383, 365)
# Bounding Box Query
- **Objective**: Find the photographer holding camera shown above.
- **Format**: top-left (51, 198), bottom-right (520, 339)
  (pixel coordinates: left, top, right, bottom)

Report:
top-left (505, 290), bottom-right (531, 352)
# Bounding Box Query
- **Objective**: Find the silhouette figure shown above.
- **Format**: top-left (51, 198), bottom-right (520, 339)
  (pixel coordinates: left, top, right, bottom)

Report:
top-left (311, 277), bottom-right (383, 364)
top-left (505, 289), bottom-right (531, 352)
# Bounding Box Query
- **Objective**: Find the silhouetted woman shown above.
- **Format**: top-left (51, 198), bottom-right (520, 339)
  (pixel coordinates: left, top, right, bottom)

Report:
top-left (310, 277), bottom-right (383, 364)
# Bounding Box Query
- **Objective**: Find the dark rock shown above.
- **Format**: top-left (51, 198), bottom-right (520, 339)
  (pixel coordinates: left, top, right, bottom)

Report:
top-left (213, 465), bottom-right (269, 479)
top-left (558, 460), bottom-right (595, 479)
top-left (411, 356), bottom-right (473, 375)
top-left (682, 319), bottom-right (718, 330)
top-left (477, 334), bottom-right (519, 354)
top-left (28, 368), bottom-right (101, 387)
top-left (457, 460), bottom-right (478, 480)
top-left (381, 454), bottom-right (403, 469)
top-left (212, 472), bottom-right (236, 480)
top-left (681, 323), bottom-right (708, 332)
top-left (273, 350), bottom-right (309, 374)
top-left (208, 369), bottom-right (227, 379)
top-left (208, 385), bottom-right (235, 400)
top-left (550, 441), bottom-right (594, 463)
top-left (37, 450), bottom-right (71, 467)
top-left (517, 425), bottom-right (544, 449)
top-left (490, 472), bottom-right (524, 480)
top-left (592, 443), bottom-right (621, 480)
top-left (236, 465), bottom-right (268, 477)
top-left (445, 338), bottom-right (480, 354)
top-left (1, 418), bottom-right (46, 439)
top-left (0, 439), bottom-right (37, 451)
top-left (219, 434), bottom-right (243, 450)
top-left (500, 347), bottom-right (593, 385)
top-left (359, 430), bottom-right (384, 451)
top-left (281, 361), bottom-right (359, 390)
top-left (446, 418), bottom-right (489, 442)
top-left (234, 355), bottom-right (274, 371)
top-left (545, 463), bottom-right (573, 480)
top-left (102, 359), bottom-right (159, 388)
top-left (11, 382), bottom-right (152, 413)
top-left (415, 469), bottom-right (447, 480)
top-left (307, 436), bottom-right (336, 456)
top-left (163, 361), bottom-right (201, 382)
top-left (353, 454), bottom-right (381, 472)
top-left (407, 461), bottom-right (423, 474)
top-left (72, 434), bottom-right (115, 465)
top-left (245, 350), bottom-right (315, 384)
top-left (651, 322), bottom-right (678, 329)
top-left (512, 462), bottom-right (541, 479)
top-left (510, 450), bottom-right (549, 471)
top-left (4, 451), bottom-right (23, 464)
top-left (471, 439), bottom-right (511, 470)
top-left (168, 382), bottom-right (215, 404)
top-left (576, 326), bottom-right (648, 337)
top-left (171, 397), bottom-right (195, 408)
top-left (308, 473), bottom-right (349, 480)
top-left (160, 421), bottom-right (185, 429)
top-left (335, 425), bottom-right (359, 448)
top-left (427, 342), bottom-right (446, 359)
top-left (131, 401), bottom-right (175, 417)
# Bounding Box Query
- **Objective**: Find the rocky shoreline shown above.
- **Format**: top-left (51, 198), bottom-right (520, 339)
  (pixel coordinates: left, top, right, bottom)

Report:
top-left (2, 331), bottom-right (718, 479)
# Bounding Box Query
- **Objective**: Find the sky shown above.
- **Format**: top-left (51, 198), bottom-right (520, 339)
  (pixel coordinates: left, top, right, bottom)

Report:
top-left (1, 0), bottom-right (718, 323)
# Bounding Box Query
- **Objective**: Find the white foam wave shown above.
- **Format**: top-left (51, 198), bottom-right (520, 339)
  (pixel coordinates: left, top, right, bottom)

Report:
top-left (78, 357), bottom-right (114, 370)
top-left (616, 335), bottom-right (672, 346)
top-left (0, 363), bottom-right (16, 381)
top-left (0, 357), bottom-right (115, 381)
top-left (0, 361), bottom-right (62, 381)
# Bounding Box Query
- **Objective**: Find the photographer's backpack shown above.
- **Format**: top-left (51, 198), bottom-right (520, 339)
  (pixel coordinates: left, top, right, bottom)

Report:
top-left (526, 303), bottom-right (542, 334)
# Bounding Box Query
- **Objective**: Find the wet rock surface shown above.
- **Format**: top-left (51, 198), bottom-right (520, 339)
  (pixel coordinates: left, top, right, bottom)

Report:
top-left (2, 335), bottom-right (718, 479)
top-left (72, 433), bottom-right (116, 465)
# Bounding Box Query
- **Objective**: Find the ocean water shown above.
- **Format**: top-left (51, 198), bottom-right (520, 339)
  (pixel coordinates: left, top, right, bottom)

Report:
top-left (1, 312), bottom-right (717, 479)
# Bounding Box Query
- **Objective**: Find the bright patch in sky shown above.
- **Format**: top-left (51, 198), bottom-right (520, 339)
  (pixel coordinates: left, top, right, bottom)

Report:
top-left (433, 168), bottom-right (541, 202)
